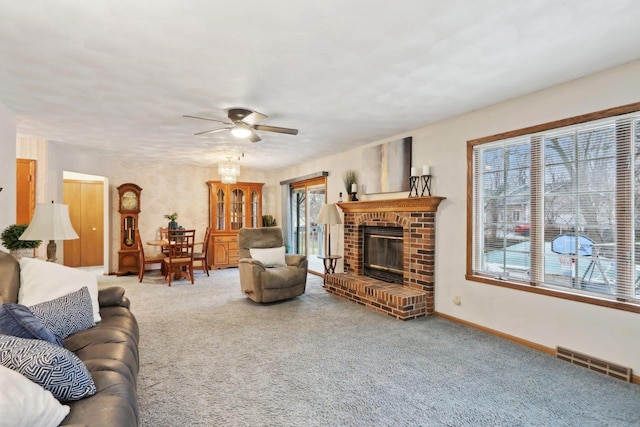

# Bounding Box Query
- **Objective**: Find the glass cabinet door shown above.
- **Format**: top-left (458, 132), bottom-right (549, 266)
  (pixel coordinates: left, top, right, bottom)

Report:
top-left (215, 188), bottom-right (225, 231)
top-left (250, 189), bottom-right (259, 227)
top-left (231, 189), bottom-right (245, 230)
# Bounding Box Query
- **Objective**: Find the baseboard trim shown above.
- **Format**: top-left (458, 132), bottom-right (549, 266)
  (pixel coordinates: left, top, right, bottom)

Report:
top-left (434, 311), bottom-right (639, 384)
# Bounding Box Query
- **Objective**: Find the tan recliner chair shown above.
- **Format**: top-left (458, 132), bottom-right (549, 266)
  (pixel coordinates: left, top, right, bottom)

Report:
top-left (238, 227), bottom-right (308, 303)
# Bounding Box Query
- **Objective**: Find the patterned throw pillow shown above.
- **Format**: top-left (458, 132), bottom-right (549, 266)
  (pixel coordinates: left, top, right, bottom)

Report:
top-left (28, 287), bottom-right (95, 340)
top-left (0, 303), bottom-right (64, 346)
top-left (0, 335), bottom-right (96, 402)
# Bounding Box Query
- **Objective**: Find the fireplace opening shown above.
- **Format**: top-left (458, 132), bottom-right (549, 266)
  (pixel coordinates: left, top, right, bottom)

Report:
top-left (363, 226), bottom-right (403, 284)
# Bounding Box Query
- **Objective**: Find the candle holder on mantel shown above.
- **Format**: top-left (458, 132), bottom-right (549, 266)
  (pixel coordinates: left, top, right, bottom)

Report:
top-left (420, 174), bottom-right (432, 196)
top-left (409, 176), bottom-right (420, 197)
top-left (350, 183), bottom-right (359, 201)
top-left (409, 166), bottom-right (432, 197)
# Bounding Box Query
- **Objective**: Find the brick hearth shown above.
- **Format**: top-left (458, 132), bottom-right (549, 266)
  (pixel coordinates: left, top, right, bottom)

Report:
top-left (325, 197), bottom-right (445, 320)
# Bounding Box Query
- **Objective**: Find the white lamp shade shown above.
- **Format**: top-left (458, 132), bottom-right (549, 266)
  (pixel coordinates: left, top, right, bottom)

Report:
top-left (20, 203), bottom-right (79, 241)
top-left (317, 203), bottom-right (342, 225)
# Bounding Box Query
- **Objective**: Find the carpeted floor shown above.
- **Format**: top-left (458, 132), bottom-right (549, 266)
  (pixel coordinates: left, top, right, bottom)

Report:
top-left (97, 269), bottom-right (640, 427)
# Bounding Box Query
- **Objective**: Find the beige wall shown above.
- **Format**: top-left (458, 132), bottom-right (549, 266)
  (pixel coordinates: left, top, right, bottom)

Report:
top-left (273, 59), bottom-right (640, 374)
top-left (32, 143), bottom-right (275, 273)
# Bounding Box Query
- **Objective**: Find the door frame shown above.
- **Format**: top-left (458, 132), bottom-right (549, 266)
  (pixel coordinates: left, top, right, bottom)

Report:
top-left (289, 176), bottom-right (327, 274)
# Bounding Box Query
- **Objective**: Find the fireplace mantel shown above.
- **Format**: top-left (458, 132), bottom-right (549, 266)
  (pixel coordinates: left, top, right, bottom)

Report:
top-left (337, 196), bottom-right (445, 213)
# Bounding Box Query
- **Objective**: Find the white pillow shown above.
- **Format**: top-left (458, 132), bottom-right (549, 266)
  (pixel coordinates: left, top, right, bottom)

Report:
top-left (18, 257), bottom-right (101, 323)
top-left (0, 365), bottom-right (70, 427)
top-left (249, 246), bottom-right (286, 267)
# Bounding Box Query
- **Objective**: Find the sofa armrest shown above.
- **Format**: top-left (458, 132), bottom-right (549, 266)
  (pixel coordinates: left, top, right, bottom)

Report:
top-left (285, 254), bottom-right (306, 267)
top-left (98, 286), bottom-right (130, 308)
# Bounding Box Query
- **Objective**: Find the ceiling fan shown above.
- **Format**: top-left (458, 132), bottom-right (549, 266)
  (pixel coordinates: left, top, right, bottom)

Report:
top-left (184, 108), bottom-right (298, 143)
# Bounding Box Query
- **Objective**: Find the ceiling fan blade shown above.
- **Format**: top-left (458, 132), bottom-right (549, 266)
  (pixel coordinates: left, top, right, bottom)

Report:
top-left (242, 111), bottom-right (267, 125)
top-left (194, 128), bottom-right (230, 136)
top-left (183, 115), bottom-right (231, 125)
top-left (253, 124), bottom-right (298, 135)
top-left (248, 129), bottom-right (262, 143)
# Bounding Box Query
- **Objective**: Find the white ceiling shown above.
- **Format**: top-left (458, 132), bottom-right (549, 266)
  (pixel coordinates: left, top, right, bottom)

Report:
top-left (2, 0), bottom-right (640, 170)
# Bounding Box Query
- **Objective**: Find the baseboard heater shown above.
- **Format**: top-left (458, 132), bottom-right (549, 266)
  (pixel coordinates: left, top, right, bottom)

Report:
top-left (556, 346), bottom-right (632, 383)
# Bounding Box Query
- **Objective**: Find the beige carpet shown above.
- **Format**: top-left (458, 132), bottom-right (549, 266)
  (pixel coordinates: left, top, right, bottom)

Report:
top-left (97, 269), bottom-right (640, 426)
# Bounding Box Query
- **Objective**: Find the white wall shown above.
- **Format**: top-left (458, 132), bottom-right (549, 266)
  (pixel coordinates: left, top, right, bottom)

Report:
top-left (274, 59), bottom-right (640, 374)
top-left (0, 104), bottom-right (16, 246)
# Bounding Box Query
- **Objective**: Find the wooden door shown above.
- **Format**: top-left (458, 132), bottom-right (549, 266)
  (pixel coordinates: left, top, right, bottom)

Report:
top-left (16, 159), bottom-right (36, 225)
top-left (81, 181), bottom-right (104, 266)
top-left (63, 179), bottom-right (104, 267)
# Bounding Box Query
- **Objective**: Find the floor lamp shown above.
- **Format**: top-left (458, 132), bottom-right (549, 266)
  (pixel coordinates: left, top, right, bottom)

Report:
top-left (20, 202), bottom-right (79, 262)
top-left (317, 203), bottom-right (342, 256)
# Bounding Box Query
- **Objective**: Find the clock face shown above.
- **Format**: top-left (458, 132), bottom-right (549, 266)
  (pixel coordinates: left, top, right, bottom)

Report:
top-left (122, 191), bottom-right (138, 210)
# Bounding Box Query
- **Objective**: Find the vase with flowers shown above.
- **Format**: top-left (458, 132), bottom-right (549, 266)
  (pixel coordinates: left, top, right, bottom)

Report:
top-left (164, 212), bottom-right (179, 230)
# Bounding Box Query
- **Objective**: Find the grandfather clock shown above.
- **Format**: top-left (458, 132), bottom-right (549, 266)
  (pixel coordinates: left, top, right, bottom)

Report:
top-left (116, 183), bottom-right (142, 276)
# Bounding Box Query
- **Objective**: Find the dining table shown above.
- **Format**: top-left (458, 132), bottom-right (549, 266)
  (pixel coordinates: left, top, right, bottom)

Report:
top-left (146, 238), bottom-right (205, 280)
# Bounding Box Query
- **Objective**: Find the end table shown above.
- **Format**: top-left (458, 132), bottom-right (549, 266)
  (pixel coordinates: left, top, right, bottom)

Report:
top-left (318, 254), bottom-right (341, 284)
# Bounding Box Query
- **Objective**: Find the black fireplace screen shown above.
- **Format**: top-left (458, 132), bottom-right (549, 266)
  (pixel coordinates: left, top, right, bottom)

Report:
top-left (363, 226), bottom-right (403, 283)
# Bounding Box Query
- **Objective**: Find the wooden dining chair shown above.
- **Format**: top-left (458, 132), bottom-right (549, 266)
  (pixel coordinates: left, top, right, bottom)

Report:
top-left (193, 227), bottom-right (211, 276)
top-left (163, 229), bottom-right (196, 286)
top-left (136, 229), bottom-right (167, 282)
top-left (159, 227), bottom-right (170, 256)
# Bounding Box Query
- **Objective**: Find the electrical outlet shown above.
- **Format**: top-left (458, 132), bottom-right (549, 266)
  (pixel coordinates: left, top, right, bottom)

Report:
top-left (453, 295), bottom-right (461, 305)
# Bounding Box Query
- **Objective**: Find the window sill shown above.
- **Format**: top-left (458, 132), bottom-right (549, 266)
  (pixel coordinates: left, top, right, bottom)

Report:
top-left (465, 273), bottom-right (640, 314)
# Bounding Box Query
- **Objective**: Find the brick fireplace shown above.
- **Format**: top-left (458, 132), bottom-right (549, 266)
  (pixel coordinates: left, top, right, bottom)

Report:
top-left (325, 196), bottom-right (445, 320)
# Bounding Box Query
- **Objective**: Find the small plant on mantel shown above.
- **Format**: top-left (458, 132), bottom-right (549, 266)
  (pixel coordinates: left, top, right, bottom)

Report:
top-left (342, 169), bottom-right (358, 194)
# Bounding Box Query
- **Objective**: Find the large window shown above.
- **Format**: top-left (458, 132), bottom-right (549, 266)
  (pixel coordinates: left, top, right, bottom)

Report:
top-left (468, 103), bottom-right (640, 312)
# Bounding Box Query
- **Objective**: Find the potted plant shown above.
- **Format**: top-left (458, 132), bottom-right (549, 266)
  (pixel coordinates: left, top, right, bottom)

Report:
top-left (1, 223), bottom-right (42, 259)
top-left (343, 169), bottom-right (358, 197)
top-left (262, 214), bottom-right (277, 227)
top-left (164, 212), bottom-right (178, 230)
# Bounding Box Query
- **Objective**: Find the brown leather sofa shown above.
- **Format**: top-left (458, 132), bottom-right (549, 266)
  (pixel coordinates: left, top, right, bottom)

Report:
top-left (0, 252), bottom-right (140, 427)
top-left (238, 227), bottom-right (307, 303)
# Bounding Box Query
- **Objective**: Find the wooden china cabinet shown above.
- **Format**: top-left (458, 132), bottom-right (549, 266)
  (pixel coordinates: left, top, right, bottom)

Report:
top-left (207, 180), bottom-right (264, 269)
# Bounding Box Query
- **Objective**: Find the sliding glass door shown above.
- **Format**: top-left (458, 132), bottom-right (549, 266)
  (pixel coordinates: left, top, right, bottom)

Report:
top-left (290, 177), bottom-right (326, 273)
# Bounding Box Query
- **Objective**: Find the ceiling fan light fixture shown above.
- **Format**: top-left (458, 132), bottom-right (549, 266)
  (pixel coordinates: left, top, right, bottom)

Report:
top-left (230, 124), bottom-right (252, 139)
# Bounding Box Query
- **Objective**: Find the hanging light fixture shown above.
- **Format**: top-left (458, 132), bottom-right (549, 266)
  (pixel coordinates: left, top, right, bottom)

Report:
top-left (218, 156), bottom-right (240, 184)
